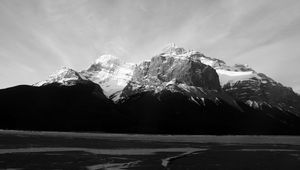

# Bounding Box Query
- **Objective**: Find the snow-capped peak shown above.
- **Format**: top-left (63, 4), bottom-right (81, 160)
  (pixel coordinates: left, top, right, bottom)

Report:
top-left (94, 54), bottom-right (121, 67)
top-left (49, 67), bottom-right (86, 80)
top-left (34, 67), bottom-right (87, 86)
top-left (81, 55), bottom-right (136, 100)
top-left (49, 67), bottom-right (74, 78)
top-left (162, 42), bottom-right (177, 50)
top-left (161, 43), bottom-right (187, 55)
top-left (95, 54), bottom-right (119, 64)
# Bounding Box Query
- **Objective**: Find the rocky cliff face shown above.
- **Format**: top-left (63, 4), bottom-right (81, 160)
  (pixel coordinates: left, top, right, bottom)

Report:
top-left (223, 73), bottom-right (300, 115)
top-left (155, 44), bottom-right (300, 116)
top-left (124, 44), bottom-right (221, 90)
top-left (201, 55), bottom-right (300, 115)
top-left (118, 44), bottom-right (243, 112)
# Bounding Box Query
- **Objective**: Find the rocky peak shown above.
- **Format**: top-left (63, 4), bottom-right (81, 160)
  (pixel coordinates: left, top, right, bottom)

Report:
top-left (81, 54), bottom-right (136, 100)
top-left (161, 43), bottom-right (187, 55)
top-left (34, 67), bottom-right (88, 86)
top-left (49, 67), bottom-right (83, 79)
top-left (129, 52), bottom-right (221, 92)
top-left (232, 64), bottom-right (255, 72)
top-left (160, 43), bottom-right (226, 69)
top-left (87, 54), bottom-right (121, 72)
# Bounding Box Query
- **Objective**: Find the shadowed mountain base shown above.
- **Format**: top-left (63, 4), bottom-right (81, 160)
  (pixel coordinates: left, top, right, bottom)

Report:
top-left (1, 84), bottom-right (300, 135)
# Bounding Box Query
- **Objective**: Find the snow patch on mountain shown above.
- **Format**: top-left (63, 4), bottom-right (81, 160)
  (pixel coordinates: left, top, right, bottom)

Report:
top-left (94, 54), bottom-right (121, 67)
top-left (216, 69), bottom-right (259, 86)
top-left (81, 55), bottom-right (136, 100)
top-left (34, 67), bottom-right (87, 86)
top-left (154, 44), bottom-right (260, 88)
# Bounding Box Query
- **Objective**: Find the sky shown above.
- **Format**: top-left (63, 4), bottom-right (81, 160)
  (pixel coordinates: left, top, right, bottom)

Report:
top-left (0, 0), bottom-right (300, 93)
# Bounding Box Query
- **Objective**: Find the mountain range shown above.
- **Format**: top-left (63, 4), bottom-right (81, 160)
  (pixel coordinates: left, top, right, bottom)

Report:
top-left (1, 43), bottom-right (300, 134)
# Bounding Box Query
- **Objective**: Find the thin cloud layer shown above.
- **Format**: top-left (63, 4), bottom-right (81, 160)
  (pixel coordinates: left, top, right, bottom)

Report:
top-left (0, 0), bottom-right (299, 92)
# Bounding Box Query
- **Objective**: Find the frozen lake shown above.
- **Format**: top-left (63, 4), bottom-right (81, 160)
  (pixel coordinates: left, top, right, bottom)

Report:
top-left (1, 130), bottom-right (300, 169)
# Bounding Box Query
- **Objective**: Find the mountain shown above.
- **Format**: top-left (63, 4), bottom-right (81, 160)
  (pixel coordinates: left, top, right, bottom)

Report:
top-left (119, 44), bottom-right (240, 108)
top-left (196, 52), bottom-right (300, 116)
top-left (117, 44), bottom-right (300, 115)
top-left (34, 67), bottom-right (89, 86)
top-left (116, 44), bottom-right (300, 134)
top-left (2, 43), bottom-right (300, 134)
top-left (1, 71), bottom-right (133, 132)
top-left (80, 54), bottom-right (136, 101)
top-left (35, 56), bottom-right (136, 101)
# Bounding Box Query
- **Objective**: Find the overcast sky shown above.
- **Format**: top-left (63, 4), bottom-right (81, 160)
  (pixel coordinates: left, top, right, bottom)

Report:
top-left (0, 0), bottom-right (300, 93)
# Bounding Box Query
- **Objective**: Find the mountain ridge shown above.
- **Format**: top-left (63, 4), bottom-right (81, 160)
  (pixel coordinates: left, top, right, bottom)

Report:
top-left (1, 43), bottom-right (297, 134)
top-left (34, 43), bottom-right (300, 115)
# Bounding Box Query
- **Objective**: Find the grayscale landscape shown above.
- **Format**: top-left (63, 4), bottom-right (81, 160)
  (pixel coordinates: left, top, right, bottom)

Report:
top-left (1, 0), bottom-right (300, 169)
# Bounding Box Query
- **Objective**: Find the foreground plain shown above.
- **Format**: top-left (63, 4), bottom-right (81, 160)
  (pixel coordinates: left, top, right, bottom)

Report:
top-left (1, 130), bottom-right (300, 169)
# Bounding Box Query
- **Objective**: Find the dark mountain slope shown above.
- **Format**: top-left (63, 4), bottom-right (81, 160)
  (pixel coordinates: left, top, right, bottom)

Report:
top-left (0, 82), bottom-right (131, 132)
top-left (118, 90), bottom-right (300, 135)
top-left (1, 79), bottom-right (300, 135)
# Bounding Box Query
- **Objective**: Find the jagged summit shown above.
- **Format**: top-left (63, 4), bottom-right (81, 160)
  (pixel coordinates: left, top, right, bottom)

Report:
top-left (95, 54), bottom-right (120, 66)
top-left (49, 67), bottom-right (81, 79)
top-left (157, 44), bottom-right (258, 87)
top-left (81, 54), bottom-right (136, 100)
top-left (161, 42), bottom-right (187, 55)
top-left (159, 43), bottom-right (227, 69)
top-left (34, 67), bottom-right (87, 86)
top-left (88, 54), bottom-right (122, 72)
top-left (233, 64), bottom-right (254, 71)
top-left (161, 42), bottom-right (178, 51)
